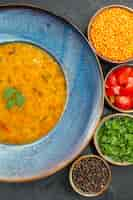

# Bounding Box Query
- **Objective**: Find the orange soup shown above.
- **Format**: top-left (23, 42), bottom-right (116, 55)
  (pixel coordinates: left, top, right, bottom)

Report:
top-left (0, 42), bottom-right (67, 144)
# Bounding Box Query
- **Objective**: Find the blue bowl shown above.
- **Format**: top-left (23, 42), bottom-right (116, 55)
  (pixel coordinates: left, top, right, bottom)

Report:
top-left (0, 4), bottom-right (103, 182)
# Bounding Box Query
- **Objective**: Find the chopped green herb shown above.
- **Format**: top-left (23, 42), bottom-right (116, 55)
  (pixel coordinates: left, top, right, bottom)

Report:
top-left (16, 93), bottom-right (25, 107)
top-left (3, 87), bottom-right (17, 100)
top-left (6, 98), bottom-right (16, 109)
top-left (97, 116), bottom-right (133, 163)
top-left (3, 87), bottom-right (26, 109)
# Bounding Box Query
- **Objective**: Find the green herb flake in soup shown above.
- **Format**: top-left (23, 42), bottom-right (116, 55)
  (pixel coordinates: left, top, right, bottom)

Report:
top-left (3, 87), bottom-right (26, 109)
top-left (97, 116), bottom-right (133, 163)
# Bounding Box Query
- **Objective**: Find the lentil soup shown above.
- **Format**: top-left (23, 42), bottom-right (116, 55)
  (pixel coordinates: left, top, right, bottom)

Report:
top-left (0, 42), bottom-right (67, 144)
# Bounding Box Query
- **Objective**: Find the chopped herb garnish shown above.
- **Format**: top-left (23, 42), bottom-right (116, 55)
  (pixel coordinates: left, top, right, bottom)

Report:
top-left (3, 87), bottom-right (17, 100)
top-left (3, 87), bottom-right (25, 109)
top-left (97, 116), bottom-right (133, 163)
top-left (16, 93), bottom-right (25, 107)
top-left (6, 98), bottom-right (16, 109)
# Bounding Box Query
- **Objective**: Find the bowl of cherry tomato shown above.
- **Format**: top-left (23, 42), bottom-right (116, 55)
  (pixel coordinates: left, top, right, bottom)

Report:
top-left (105, 64), bottom-right (133, 112)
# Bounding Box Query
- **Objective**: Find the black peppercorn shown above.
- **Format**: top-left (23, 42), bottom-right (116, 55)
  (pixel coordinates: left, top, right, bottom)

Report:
top-left (71, 156), bottom-right (111, 195)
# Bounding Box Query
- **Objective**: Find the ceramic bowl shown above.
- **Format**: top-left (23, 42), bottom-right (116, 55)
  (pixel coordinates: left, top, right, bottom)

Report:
top-left (87, 4), bottom-right (133, 64)
top-left (105, 63), bottom-right (133, 113)
top-left (94, 113), bottom-right (133, 166)
top-left (0, 4), bottom-right (104, 182)
top-left (69, 155), bottom-right (112, 197)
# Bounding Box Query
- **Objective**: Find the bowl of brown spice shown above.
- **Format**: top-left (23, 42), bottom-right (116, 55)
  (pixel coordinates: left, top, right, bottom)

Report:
top-left (87, 5), bottom-right (133, 63)
top-left (69, 155), bottom-right (111, 197)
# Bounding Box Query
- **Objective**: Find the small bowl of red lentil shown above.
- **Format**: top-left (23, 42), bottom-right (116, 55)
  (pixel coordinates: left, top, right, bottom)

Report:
top-left (69, 155), bottom-right (111, 197)
top-left (87, 5), bottom-right (133, 63)
top-left (105, 64), bottom-right (133, 112)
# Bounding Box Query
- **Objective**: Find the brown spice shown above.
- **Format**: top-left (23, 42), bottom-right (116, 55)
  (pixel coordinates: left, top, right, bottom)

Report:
top-left (89, 7), bottom-right (133, 61)
top-left (72, 157), bottom-right (110, 194)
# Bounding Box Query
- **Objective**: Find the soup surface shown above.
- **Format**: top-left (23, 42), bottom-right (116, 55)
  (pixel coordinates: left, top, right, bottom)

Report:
top-left (0, 42), bottom-right (67, 144)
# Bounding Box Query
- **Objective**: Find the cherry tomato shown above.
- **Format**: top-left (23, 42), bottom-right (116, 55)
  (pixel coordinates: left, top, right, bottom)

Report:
top-left (113, 86), bottom-right (121, 95)
top-left (115, 96), bottom-right (132, 110)
top-left (120, 76), bottom-right (133, 96)
top-left (106, 88), bottom-right (114, 96)
top-left (127, 77), bottom-right (133, 87)
top-left (115, 66), bottom-right (132, 76)
top-left (106, 72), bottom-right (117, 87)
top-left (106, 86), bottom-right (120, 96)
top-left (120, 86), bottom-right (133, 96)
top-left (129, 69), bottom-right (133, 77)
top-left (115, 67), bottom-right (132, 86)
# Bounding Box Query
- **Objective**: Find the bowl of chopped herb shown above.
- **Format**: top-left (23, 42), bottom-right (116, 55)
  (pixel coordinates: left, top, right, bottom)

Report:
top-left (69, 155), bottom-right (111, 197)
top-left (94, 113), bottom-right (133, 166)
top-left (87, 5), bottom-right (133, 63)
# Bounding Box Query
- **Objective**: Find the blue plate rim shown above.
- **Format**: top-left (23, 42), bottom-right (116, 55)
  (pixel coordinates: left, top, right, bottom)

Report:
top-left (0, 3), bottom-right (104, 182)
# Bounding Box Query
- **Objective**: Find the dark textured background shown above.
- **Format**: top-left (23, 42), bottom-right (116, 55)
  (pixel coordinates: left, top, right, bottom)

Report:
top-left (0, 0), bottom-right (132, 200)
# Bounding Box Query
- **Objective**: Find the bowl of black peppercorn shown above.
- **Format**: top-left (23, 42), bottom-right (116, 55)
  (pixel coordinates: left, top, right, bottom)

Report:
top-left (69, 155), bottom-right (112, 197)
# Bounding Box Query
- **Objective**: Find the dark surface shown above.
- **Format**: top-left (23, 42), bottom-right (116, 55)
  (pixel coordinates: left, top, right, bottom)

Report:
top-left (0, 0), bottom-right (132, 200)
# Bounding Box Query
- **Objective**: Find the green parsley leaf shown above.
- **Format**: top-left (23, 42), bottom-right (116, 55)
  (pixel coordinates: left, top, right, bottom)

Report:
top-left (3, 87), bottom-right (26, 109)
top-left (3, 87), bottom-right (17, 100)
top-left (6, 98), bottom-right (16, 109)
top-left (15, 93), bottom-right (25, 107)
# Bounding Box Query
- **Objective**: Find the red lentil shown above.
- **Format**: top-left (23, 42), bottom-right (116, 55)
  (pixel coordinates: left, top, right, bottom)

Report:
top-left (90, 7), bottom-right (133, 62)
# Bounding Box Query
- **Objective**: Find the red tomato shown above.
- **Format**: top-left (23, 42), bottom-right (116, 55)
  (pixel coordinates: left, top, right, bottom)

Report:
top-left (115, 66), bottom-right (132, 76)
top-left (120, 77), bottom-right (133, 96)
top-left (129, 69), bottom-right (133, 77)
top-left (128, 77), bottom-right (133, 87)
top-left (131, 98), bottom-right (133, 107)
top-left (113, 86), bottom-right (121, 95)
top-left (120, 87), bottom-right (133, 96)
top-left (115, 96), bottom-right (132, 110)
top-left (106, 72), bottom-right (117, 87)
top-left (106, 86), bottom-right (120, 96)
top-left (120, 81), bottom-right (133, 96)
top-left (115, 67), bottom-right (132, 85)
top-left (106, 88), bottom-right (114, 96)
